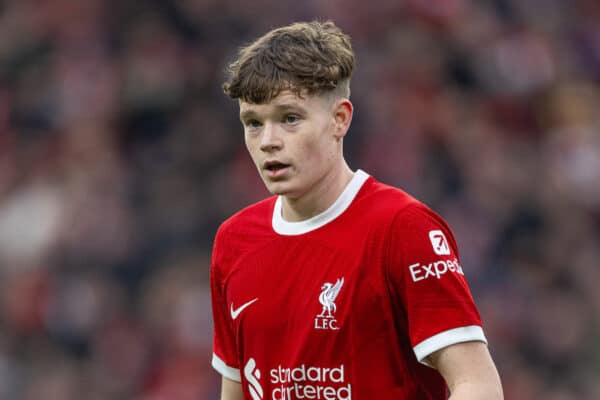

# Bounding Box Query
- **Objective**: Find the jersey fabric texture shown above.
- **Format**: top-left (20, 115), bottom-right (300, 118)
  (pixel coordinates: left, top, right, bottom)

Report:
top-left (211, 170), bottom-right (486, 400)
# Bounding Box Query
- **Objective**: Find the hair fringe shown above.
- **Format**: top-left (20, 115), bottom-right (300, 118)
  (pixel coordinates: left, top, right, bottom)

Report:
top-left (223, 20), bottom-right (354, 103)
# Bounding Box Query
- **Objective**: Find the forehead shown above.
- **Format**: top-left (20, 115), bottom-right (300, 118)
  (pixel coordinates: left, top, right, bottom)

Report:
top-left (239, 90), bottom-right (324, 117)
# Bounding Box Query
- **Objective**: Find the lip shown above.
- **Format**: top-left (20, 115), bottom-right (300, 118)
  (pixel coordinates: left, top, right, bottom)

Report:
top-left (263, 159), bottom-right (286, 167)
top-left (262, 160), bottom-right (291, 179)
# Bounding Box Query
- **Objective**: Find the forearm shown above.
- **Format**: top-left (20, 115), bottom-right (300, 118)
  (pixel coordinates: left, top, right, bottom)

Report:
top-left (221, 377), bottom-right (243, 400)
top-left (430, 341), bottom-right (503, 400)
top-left (448, 381), bottom-right (503, 400)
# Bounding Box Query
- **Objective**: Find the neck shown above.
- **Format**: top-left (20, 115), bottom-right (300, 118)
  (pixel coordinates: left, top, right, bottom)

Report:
top-left (281, 162), bottom-right (354, 222)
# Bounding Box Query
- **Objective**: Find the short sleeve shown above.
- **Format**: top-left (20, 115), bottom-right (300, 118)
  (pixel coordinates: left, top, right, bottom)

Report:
top-left (210, 230), bottom-right (241, 381)
top-left (387, 204), bottom-right (487, 365)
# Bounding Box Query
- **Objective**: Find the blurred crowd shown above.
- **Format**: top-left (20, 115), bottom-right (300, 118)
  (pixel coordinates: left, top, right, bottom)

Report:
top-left (0, 0), bottom-right (599, 399)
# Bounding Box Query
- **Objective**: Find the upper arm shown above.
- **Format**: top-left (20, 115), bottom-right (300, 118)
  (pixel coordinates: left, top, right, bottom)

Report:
top-left (221, 377), bottom-right (243, 400)
top-left (428, 341), bottom-right (503, 399)
top-left (387, 204), bottom-right (486, 362)
top-left (211, 228), bottom-right (242, 381)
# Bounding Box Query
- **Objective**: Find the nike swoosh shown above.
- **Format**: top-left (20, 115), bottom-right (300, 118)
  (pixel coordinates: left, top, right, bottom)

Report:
top-left (230, 298), bottom-right (258, 320)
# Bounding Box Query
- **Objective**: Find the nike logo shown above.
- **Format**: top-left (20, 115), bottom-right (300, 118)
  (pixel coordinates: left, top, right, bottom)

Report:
top-left (230, 298), bottom-right (258, 320)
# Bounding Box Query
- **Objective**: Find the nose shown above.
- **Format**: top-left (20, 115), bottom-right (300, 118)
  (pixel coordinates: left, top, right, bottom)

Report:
top-left (260, 122), bottom-right (282, 152)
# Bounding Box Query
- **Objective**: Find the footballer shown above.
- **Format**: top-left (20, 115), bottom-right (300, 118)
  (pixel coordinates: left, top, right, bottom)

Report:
top-left (211, 20), bottom-right (503, 400)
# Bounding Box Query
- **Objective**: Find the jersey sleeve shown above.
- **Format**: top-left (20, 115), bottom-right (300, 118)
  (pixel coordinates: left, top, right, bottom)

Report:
top-left (210, 228), bottom-right (241, 382)
top-left (387, 203), bottom-right (487, 365)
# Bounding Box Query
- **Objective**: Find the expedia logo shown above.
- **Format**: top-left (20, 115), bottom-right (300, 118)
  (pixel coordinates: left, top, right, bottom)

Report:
top-left (409, 258), bottom-right (464, 282)
top-left (429, 230), bottom-right (451, 255)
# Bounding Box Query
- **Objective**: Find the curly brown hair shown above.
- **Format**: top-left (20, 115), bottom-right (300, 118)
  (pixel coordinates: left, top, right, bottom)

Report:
top-left (223, 21), bottom-right (355, 104)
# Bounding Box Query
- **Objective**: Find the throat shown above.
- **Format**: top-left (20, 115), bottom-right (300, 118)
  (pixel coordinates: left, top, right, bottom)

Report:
top-left (281, 197), bottom-right (324, 222)
top-left (280, 167), bottom-right (354, 222)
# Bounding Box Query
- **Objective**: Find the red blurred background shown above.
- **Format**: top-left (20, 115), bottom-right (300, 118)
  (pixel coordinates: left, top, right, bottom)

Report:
top-left (0, 0), bottom-right (599, 399)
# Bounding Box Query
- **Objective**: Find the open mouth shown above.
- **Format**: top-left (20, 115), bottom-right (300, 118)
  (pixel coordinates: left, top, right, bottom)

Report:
top-left (263, 161), bottom-right (290, 177)
top-left (264, 161), bottom-right (289, 172)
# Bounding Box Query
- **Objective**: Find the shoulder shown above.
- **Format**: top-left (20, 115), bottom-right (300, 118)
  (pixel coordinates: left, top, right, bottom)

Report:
top-left (213, 196), bottom-right (276, 258)
top-left (358, 177), bottom-right (443, 224)
top-left (356, 177), bottom-right (456, 254)
top-left (211, 197), bottom-right (276, 276)
top-left (363, 181), bottom-right (460, 262)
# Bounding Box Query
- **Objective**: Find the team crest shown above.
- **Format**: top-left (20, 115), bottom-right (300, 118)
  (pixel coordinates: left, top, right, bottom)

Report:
top-left (314, 278), bottom-right (344, 330)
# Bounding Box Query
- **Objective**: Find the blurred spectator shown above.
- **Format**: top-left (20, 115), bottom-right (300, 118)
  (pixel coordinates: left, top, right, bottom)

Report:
top-left (0, 0), bottom-right (599, 398)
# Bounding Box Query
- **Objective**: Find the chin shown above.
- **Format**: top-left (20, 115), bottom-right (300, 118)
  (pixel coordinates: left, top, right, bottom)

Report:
top-left (264, 181), bottom-right (296, 197)
top-left (266, 185), bottom-right (290, 196)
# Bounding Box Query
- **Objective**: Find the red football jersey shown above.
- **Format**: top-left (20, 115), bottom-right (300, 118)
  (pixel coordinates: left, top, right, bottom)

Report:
top-left (211, 170), bottom-right (486, 400)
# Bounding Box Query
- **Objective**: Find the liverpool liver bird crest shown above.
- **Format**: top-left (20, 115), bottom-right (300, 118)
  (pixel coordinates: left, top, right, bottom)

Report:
top-left (318, 278), bottom-right (344, 318)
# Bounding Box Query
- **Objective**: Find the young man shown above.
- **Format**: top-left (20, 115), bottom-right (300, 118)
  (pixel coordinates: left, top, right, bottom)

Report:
top-left (211, 21), bottom-right (503, 400)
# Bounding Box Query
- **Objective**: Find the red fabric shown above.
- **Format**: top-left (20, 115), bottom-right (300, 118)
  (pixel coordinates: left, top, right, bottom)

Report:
top-left (211, 175), bottom-right (483, 399)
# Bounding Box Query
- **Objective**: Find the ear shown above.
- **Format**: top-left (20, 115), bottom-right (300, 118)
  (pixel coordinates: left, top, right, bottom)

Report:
top-left (332, 98), bottom-right (353, 139)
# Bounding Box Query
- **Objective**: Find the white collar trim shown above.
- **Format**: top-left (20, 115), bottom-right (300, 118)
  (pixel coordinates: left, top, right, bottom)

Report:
top-left (272, 169), bottom-right (369, 236)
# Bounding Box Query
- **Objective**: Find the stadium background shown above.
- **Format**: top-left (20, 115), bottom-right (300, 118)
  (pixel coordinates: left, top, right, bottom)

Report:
top-left (0, 0), bottom-right (599, 398)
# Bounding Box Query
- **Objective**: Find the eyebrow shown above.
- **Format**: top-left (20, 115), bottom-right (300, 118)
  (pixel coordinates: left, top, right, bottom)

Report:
top-left (240, 103), bottom-right (306, 121)
top-left (239, 110), bottom-right (257, 121)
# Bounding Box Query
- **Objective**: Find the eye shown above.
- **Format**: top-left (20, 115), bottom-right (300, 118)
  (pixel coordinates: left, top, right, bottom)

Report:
top-left (284, 114), bottom-right (301, 125)
top-left (245, 119), bottom-right (262, 129)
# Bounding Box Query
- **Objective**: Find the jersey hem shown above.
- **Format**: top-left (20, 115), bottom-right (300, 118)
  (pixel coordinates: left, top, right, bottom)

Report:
top-left (212, 353), bottom-right (241, 382)
top-left (272, 169), bottom-right (370, 235)
top-left (413, 325), bottom-right (487, 365)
